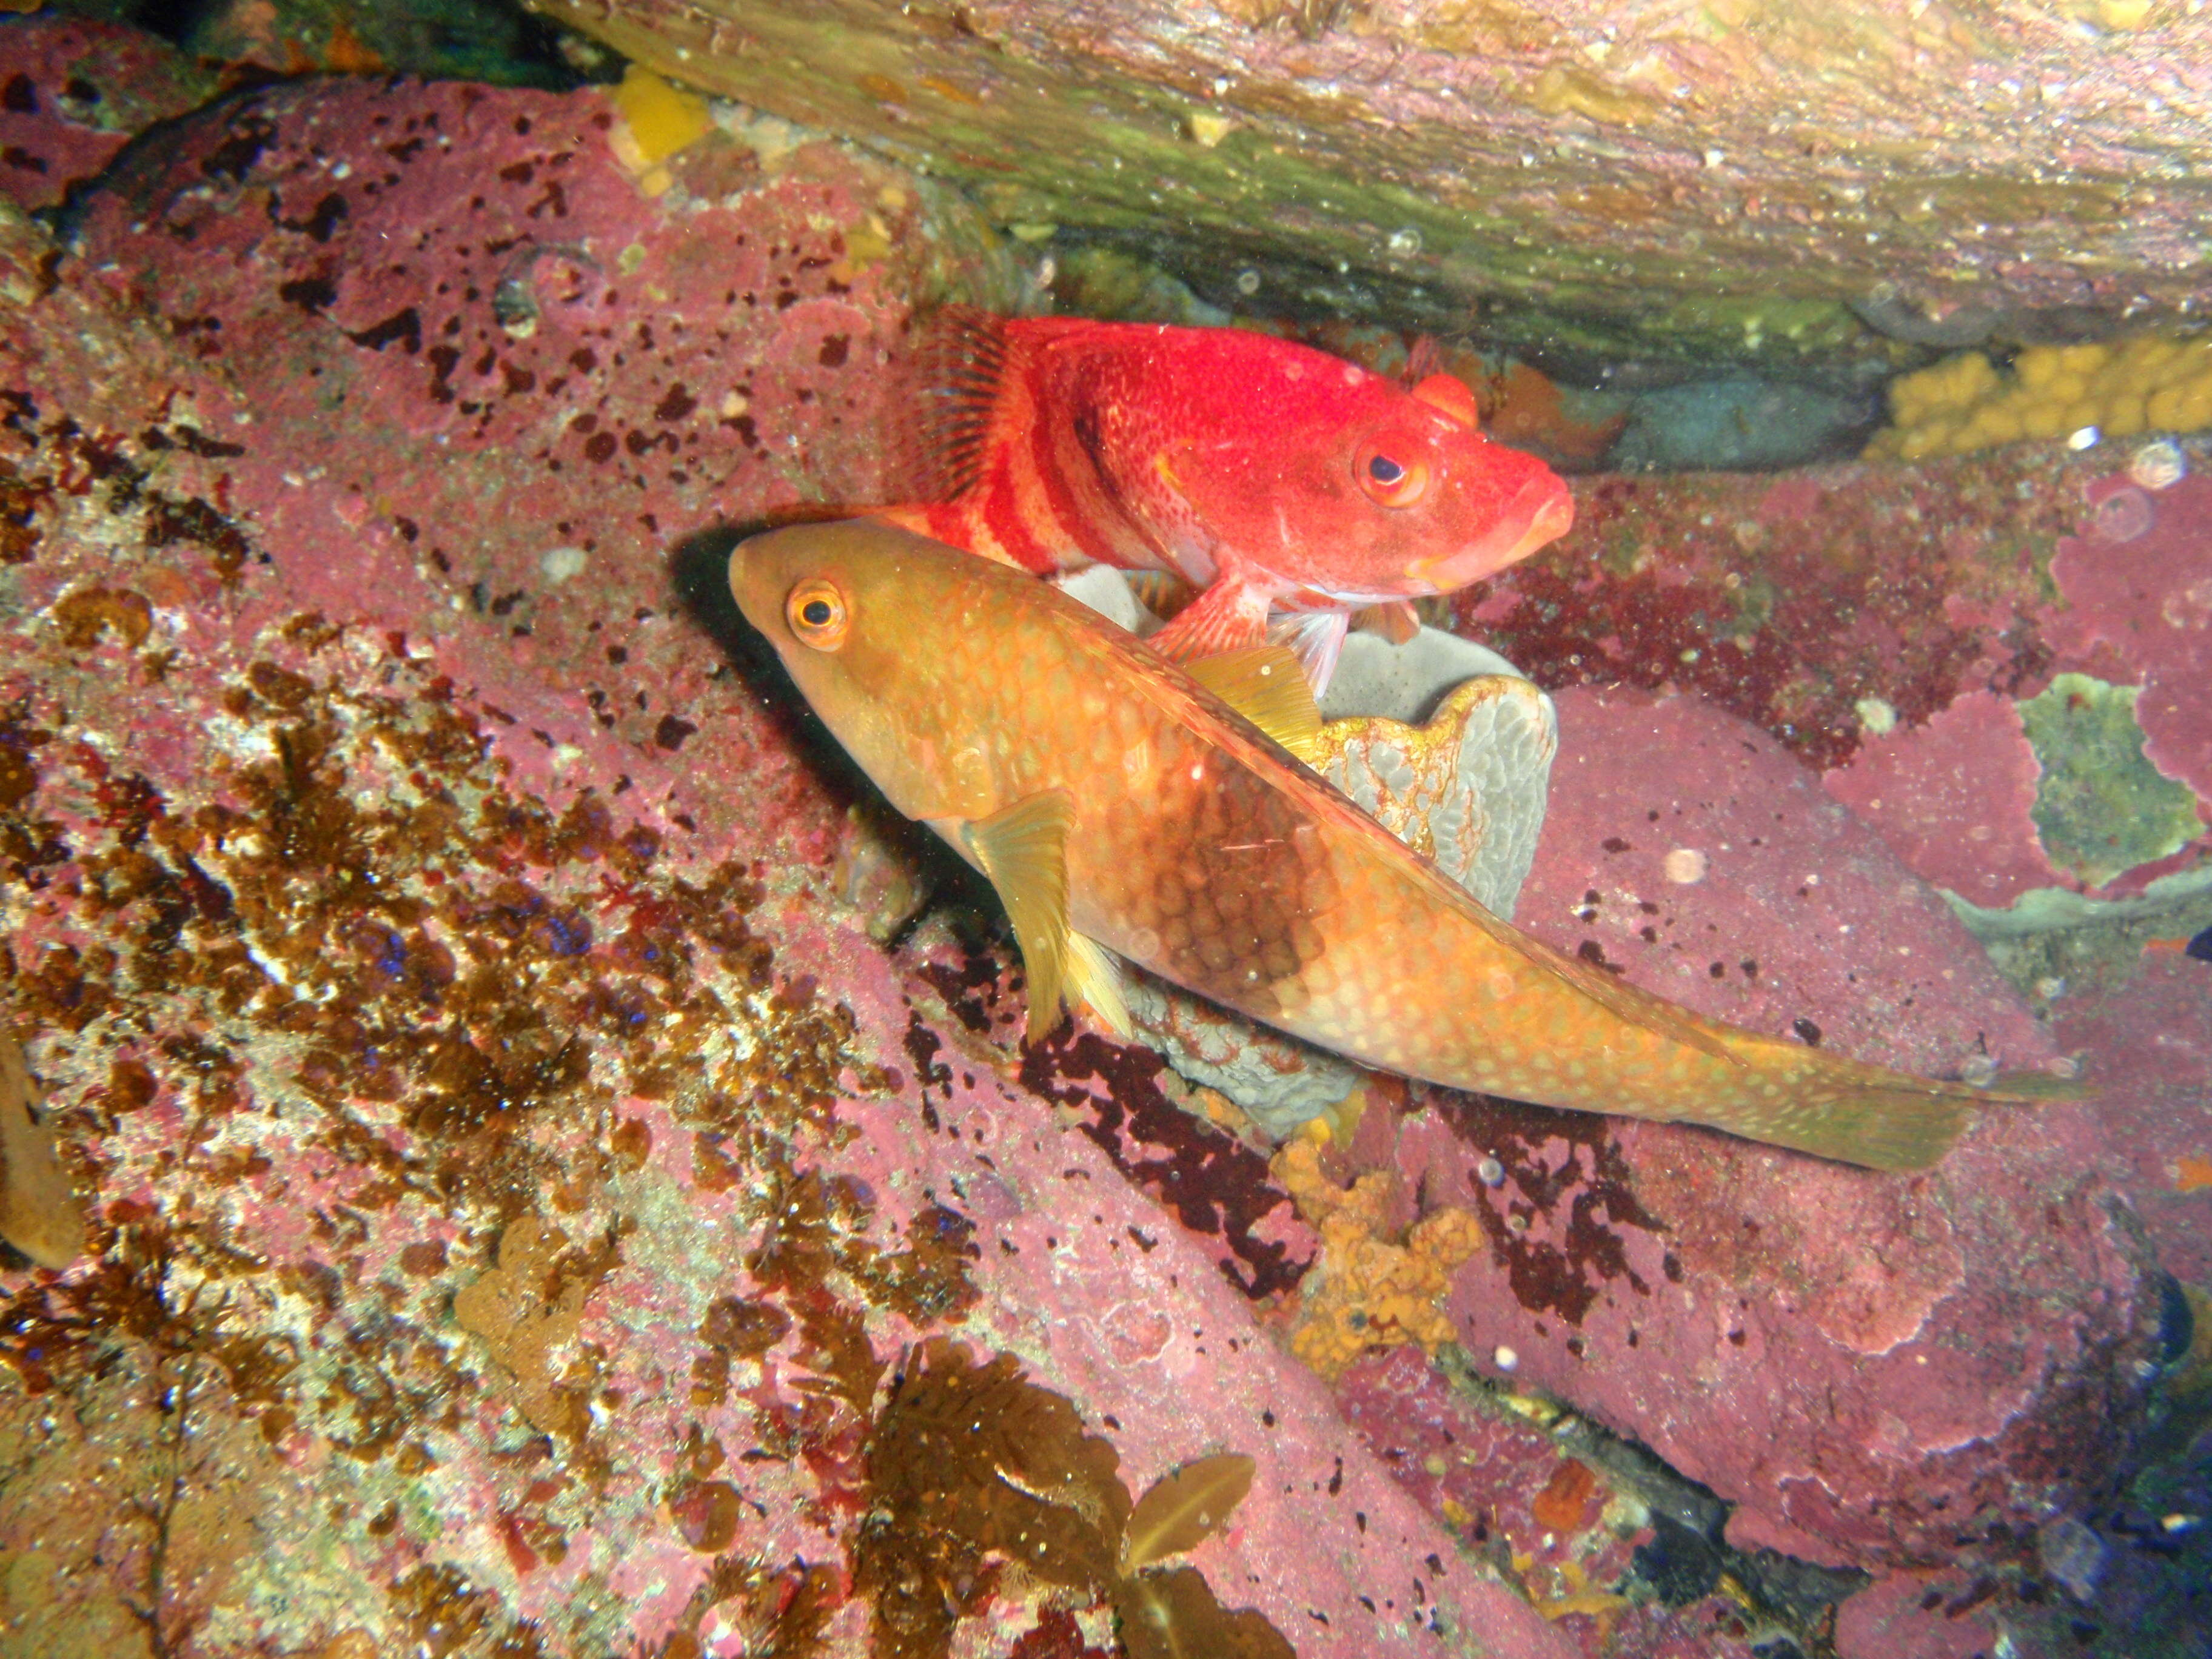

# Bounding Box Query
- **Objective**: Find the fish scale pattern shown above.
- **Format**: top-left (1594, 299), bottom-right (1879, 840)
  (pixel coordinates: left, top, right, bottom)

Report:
top-left (965, 574), bottom-right (1340, 1022)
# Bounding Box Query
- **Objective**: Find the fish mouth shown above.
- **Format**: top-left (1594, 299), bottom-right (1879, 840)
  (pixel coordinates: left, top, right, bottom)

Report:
top-left (1407, 474), bottom-right (1575, 590)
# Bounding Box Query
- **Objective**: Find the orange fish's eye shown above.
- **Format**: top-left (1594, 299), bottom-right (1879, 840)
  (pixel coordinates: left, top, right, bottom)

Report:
top-left (785, 578), bottom-right (850, 650)
top-left (1355, 442), bottom-right (1431, 508)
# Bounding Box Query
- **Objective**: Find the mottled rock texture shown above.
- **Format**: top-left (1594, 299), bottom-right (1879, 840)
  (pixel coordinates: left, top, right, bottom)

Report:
top-left (0, 19), bottom-right (215, 213)
top-left (529, 0), bottom-right (2212, 368)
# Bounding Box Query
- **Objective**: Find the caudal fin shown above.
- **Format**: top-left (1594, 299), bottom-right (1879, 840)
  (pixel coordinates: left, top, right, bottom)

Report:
top-left (1685, 1036), bottom-right (2067, 1171)
top-left (1696, 1076), bottom-right (1976, 1171)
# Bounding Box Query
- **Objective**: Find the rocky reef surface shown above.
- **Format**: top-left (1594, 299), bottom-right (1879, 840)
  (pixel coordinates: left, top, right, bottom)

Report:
top-left (527, 0), bottom-right (2212, 370)
top-left (0, 21), bottom-right (2208, 1659)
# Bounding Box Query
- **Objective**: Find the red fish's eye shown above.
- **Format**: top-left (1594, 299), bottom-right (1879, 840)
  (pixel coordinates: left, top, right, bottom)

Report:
top-left (1355, 441), bottom-right (1430, 508)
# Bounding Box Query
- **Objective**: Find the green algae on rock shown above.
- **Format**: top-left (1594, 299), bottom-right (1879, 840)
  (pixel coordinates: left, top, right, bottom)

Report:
top-left (2019, 672), bottom-right (2201, 889)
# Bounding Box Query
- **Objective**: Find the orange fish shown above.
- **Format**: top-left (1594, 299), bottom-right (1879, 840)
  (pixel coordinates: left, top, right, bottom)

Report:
top-left (865, 311), bottom-right (1574, 688)
top-left (730, 520), bottom-right (2037, 1171)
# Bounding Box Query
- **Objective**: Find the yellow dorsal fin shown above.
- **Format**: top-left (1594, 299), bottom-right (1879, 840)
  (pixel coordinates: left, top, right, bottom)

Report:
top-left (1065, 933), bottom-right (1131, 1039)
top-left (1184, 645), bottom-right (1322, 765)
top-left (960, 790), bottom-right (1074, 1045)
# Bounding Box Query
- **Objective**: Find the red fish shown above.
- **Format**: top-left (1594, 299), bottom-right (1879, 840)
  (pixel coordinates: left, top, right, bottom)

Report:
top-left (867, 312), bottom-right (1574, 686)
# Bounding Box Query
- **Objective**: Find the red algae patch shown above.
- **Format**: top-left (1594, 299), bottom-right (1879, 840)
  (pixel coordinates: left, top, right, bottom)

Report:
top-left (1821, 688), bottom-right (2061, 905)
top-left (2048, 471), bottom-right (2212, 807)
top-left (1461, 463), bottom-right (2070, 771)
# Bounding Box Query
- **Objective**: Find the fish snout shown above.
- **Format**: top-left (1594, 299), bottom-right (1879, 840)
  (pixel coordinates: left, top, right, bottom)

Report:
top-left (726, 532), bottom-right (779, 634)
top-left (1408, 471), bottom-right (1575, 591)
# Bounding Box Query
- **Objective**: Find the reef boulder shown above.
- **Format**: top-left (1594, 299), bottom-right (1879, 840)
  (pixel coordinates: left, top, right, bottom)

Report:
top-left (0, 68), bottom-right (1583, 1658)
top-left (531, 0), bottom-right (2212, 368)
top-left (1387, 685), bottom-right (2159, 1569)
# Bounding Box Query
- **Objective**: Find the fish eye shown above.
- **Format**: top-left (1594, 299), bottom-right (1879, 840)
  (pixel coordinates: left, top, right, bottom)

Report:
top-left (1355, 440), bottom-right (1430, 508)
top-left (785, 578), bottom-right (850, 650)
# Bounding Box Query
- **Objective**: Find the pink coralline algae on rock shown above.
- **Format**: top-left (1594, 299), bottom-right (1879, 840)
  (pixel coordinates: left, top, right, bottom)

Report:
top-left (1462, 464), bottom-right (2076, 778)
top-left (46, 67), bottom-right (1021, 860)
top-left (1831, 1567), bottom-right (2007, 1659)
top-left (1334, 1343), bottom-right (1765, 1657)
top-left (2053, 950), bottom-right (2212, 1290)
top-left (0, 19), bottom-right (215, 214)
top-left (2047, 471), bottom-right (2212, 809)
top-left (1381, 686), bottom-right (2154, 1571)
top-left (0, 27), bottom-right (2202, 1659)
top-left (1821, 689), bottom-right (2061, 907)
top-left (0, 64), bottom-right (1583, 1659)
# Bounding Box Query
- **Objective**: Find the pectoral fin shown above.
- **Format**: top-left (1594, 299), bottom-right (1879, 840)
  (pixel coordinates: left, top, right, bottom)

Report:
top-left (960, 791), bottom-right (1076, 1045)
top-left (1065, 933), bottom-right (1132, 1038)
top-left (1353, 599), bottom-right (1424, 645)
top-left (1184, 645), bottom-right (1322, 765)
top-left (1266, 609), bottom-right (1351, 694)
top-left (1147, 578), bottom-right (1272, 665)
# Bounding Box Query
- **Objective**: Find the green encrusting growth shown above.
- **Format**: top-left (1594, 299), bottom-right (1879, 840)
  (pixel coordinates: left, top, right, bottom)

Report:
top-left (2019, 672), bottom-right (2199, 888)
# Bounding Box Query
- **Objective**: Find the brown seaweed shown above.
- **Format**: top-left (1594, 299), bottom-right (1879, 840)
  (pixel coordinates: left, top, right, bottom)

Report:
top-left (854, 1340), bottom-right (1290, 1658)
top-left (0, 1024), bottom-right (85, 1268)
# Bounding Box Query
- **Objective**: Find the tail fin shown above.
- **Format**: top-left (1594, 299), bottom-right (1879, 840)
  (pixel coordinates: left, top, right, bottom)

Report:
top-left (1695, 1077), bottom-right (1976, 1172)
top-left (1686, 1038), bottom-right (2071, 1171)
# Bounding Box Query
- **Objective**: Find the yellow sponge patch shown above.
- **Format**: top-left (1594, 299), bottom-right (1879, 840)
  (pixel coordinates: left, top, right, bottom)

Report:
top-left (1866, 333), bottom-right (2212, 461)
top-left (1273, 1139), bottom-right (1484, 1381)
top-left (611, 64), bottom-right (712, 170)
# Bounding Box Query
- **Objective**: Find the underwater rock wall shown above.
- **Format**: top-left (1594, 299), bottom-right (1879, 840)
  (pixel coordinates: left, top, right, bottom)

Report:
top-left (526, 0), bottom-right (2212, 368)
top-left (0, 56), bottom-right (1587, 1659)
top-left (0, 15), bottom-right (2207, 1659)
top-left (1430, 683), bottom-right (2155, 1569)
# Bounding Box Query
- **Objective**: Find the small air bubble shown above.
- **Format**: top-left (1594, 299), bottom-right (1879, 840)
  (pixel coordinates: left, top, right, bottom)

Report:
top-left (1235, 268), bottom-right (1261, 296)
top-left (2092, 485), bottom-right (2154, 543)
top-left (2128, 439), bottom-right (2187, 491)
